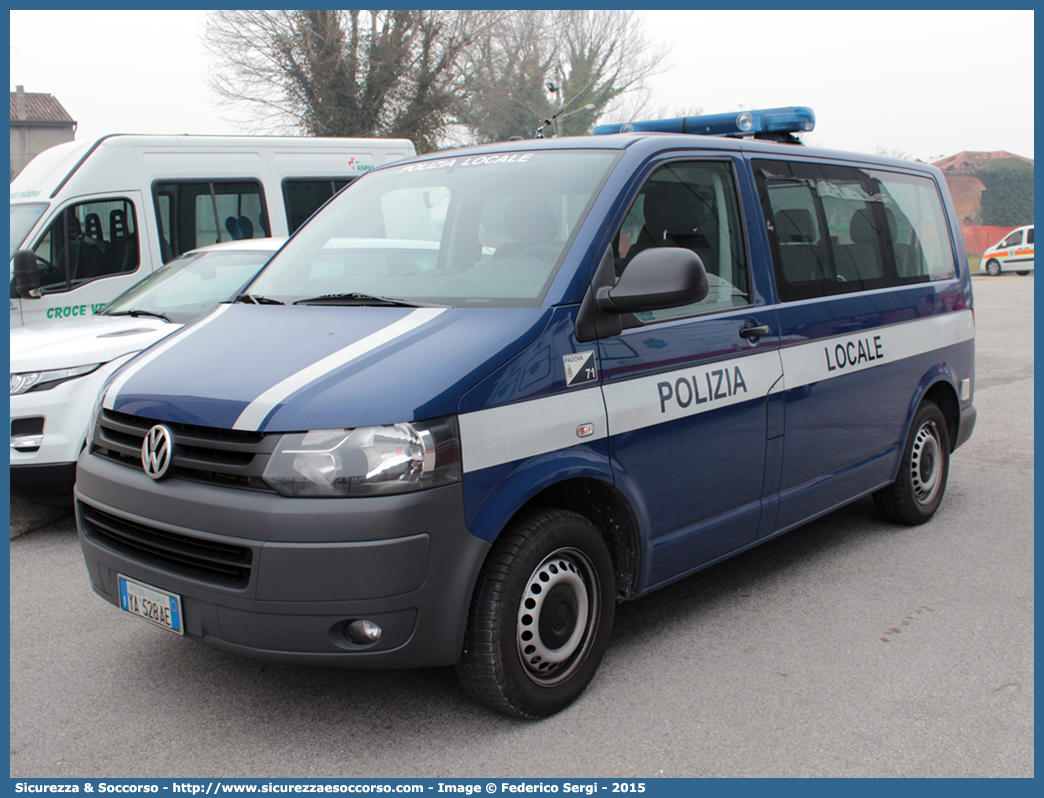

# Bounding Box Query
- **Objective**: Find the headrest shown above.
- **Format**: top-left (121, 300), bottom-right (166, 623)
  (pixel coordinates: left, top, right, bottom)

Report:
top-left (774, 208), bottom-right (815, 242)
top-left (504, 198), bottom-right (558, 241)
top-left (110, 209), bottom-right (127, 238)
top-left (225, 216), bottom-right (243, 240)
top-left (85, 213), bottom-right (103, 239)
top-left (849, 209), bottom-right (878, 244)
top-left (237, 215), bottom-right (254, 240)
top-left (642, 183), bottom-right (705, 236)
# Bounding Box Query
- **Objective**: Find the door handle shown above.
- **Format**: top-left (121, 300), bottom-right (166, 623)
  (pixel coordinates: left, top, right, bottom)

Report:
top-left (739, 324), bottom-right (771, 339)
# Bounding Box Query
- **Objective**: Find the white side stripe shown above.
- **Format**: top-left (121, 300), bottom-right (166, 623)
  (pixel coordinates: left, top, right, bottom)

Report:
top-left (232, 308), bottom-right (446, 431)
top-left (459, 387), bottom-right (606, 474)
top-left (103, 304), bottom-right (232, 411)
top-left (779, 310), bottom-right (974, 391)
top-left (603, 349), bottom-right (784, 436)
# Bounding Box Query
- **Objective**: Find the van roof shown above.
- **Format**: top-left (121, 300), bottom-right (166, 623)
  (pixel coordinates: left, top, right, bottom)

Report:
top-left (9, 133), bottom-right (415, 204)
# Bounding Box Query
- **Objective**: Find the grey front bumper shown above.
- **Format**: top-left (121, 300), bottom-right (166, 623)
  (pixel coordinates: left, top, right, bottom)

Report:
top-left (76, 452), bottom-right (490, 668)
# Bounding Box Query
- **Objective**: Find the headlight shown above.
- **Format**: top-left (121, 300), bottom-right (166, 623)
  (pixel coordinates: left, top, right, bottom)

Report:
top-left (10, 363), bottom-right (101, 395)
top-left (263, 415), bottom-right (461, 497)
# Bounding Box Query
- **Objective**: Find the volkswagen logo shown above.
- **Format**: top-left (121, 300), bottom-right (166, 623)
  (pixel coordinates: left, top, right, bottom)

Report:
top-left (141, 425), bottom-right (175, 480)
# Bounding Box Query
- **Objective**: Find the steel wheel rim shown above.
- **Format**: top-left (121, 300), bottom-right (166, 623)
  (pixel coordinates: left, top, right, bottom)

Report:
top-left (910, 420), bottom-right (943, 505)
top-left (516, 547), bottom-right (599, 687)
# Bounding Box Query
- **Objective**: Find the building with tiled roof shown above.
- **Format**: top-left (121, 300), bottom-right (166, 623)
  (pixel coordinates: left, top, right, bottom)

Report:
top-left (10, 85), bottom-right (77, 179)
top-left (931, 151), bottom-right (1034, 256)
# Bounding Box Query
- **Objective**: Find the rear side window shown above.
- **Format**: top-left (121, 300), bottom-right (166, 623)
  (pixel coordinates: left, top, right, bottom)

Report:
top-left (283, 178), bottom-right (355, 234)
top-left (754, 160), bottom-right (956, 301)
top-left (153, 180), bottom-right (266, 262)
top-left (871, 170), bottom-right (956, 282)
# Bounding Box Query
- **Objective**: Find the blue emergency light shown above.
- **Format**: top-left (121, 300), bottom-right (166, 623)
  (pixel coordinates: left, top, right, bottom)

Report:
top-left (592, 106), bottom-right (815, 139)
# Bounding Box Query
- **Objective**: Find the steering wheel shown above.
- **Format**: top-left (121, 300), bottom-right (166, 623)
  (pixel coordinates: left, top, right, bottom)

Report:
top-left (33, 256), bottom-right (65, 289)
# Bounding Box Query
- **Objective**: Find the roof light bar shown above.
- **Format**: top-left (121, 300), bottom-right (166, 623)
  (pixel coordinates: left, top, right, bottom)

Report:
top-left (592, 106), bottom-right (815, 138)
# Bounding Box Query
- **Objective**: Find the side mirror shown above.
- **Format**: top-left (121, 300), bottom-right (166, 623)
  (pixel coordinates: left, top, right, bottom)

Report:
top-left (12, 250), bottom-right (43, 299)
top-left (596, 247), bottom-right (709, 314)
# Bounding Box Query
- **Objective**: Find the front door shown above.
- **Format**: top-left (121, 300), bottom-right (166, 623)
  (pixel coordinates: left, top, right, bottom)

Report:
top-left (597, 157), bottom-right (781, 592)
top-left (19, 192), bottom-right (145, 327)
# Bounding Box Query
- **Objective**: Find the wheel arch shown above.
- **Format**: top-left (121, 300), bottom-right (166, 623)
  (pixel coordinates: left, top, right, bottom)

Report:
top-left (517, 477), bottom-right (642, 601)
top-left (910, 368), bottom-right (961, 452)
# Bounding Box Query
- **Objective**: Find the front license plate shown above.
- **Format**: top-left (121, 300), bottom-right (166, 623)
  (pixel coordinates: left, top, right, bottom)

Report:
top-left (118, 575), bottom-right (184, 635)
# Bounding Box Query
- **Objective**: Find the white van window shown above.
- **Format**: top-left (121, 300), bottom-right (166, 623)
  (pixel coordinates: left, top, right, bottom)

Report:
top-left (613, 160), bottom-right (751, 321)
top-left (10, 203), bottom-right (47, 258)
top-left (1027, 227), bottom-right (1034, 245)
top-left (153, 181), bottom-right (266, 262)
top-left (283, 178), bottom-right (354, 233)
top-left (29, 198), bottom-right (139, 293)
top-left (247, 151), bottom-right (618, 308)
top-left (1001, 229), bottom-right (1024, 248)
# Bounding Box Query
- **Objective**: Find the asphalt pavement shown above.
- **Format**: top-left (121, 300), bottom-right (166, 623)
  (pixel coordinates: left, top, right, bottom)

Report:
top-left (8, 274), bottom-right (1034, 778)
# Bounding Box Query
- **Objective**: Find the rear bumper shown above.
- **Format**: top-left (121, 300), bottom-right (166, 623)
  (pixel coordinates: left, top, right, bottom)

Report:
top-left (76, 452), bottom-right (489, 668)
top-left (954, 403), bottom-right (976, 451)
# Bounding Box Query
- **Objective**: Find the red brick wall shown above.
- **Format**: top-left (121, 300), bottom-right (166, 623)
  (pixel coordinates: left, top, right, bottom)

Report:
top-left (962, 225), bottom-right (1018, 257)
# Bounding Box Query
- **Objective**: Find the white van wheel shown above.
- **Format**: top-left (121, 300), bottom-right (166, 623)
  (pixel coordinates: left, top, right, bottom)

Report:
top-left (985, 259), bottom-right (1002, 276)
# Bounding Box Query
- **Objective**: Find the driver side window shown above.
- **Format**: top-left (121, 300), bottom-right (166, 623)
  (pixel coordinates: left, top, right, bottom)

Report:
top-left (32, 198), bottom-right (139, 293)
top-left (614, 160), bottom-right (752, 322)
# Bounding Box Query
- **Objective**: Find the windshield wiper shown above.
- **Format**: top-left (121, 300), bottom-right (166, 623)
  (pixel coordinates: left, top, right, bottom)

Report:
top-left (106, 309), bottom-right (174, 323)
top-left (292, 293), bottom-right (442, 308)
top-left (235, 293), bottom-right (285, 305)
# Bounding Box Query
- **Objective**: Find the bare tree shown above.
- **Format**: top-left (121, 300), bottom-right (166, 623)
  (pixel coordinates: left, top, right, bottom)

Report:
top-left (456, 10), bottom-right (668, 143)
top-left (875, 145), bottom-right (912, 161)
top-left (205, 10), bottom-right (666, 150)
top-left (204, 10), bottom-right (507, 153)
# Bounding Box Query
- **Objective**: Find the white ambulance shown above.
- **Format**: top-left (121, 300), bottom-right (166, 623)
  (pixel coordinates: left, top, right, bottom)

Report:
top-left (10, 134), bottom-right (416, 328)
top-left (980, 224), bottom-right (1034, 275)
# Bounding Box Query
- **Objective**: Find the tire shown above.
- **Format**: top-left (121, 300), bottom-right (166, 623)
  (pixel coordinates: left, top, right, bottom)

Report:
top-left (1017, 270), bottom-right (1030, 276)
top-left (873, 401), bottom-right (950, 525)
top-left (985, 259), bottom-right (1002, 276)
top-left (456, 507), bottom-right (615, 718)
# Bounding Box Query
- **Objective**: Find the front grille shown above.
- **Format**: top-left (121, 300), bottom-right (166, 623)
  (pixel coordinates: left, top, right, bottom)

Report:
top-left (91, 408), bottom-right (279, 491)
top-left (80, 503), bottom-right (252, 588)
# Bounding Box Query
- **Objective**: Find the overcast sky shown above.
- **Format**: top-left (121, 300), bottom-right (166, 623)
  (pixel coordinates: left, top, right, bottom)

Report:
top-left (9, 9), bottom-right (1035, 163)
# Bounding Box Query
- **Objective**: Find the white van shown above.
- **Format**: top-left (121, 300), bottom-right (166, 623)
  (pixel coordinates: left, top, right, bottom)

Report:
top-left (9, 135), bottom-right (416, 328)
top-left (979, 224), bottom-right (1034, 275)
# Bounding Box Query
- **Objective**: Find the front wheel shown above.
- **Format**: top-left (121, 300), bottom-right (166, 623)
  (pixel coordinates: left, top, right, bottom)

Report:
top-left (1017, 270), bottom-right (1031, 276)
top-left (456, 508), bottom-right (615, 718)
top-left (985, 259), bottom-right (1002, 276)
top-left (873, 401), bottom-right (950, 525)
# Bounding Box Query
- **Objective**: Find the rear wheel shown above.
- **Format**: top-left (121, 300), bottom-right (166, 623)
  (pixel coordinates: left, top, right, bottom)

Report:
top-left (873, 400), bottom-right (950, 525)
top-left (1017, 270), bottom-right (1030, 276)
top-left (985, 259), bottom-right (1002, 276)
top-left (456, 507), bottom-right (615, 718)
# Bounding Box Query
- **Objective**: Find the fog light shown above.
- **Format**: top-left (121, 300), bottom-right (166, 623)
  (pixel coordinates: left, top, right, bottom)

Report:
top-left (11, 433), bottom-right (44, 450)
top-left (345, 620), bottom-right (382, 644)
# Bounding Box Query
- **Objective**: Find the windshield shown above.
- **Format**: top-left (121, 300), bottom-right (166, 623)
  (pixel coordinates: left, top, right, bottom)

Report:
top-left (10, 203), bottom-right (48, 259)
top-left (246, 150), bottom-right (618, 308)
top-left (103, 246), bottom-right (278, 324)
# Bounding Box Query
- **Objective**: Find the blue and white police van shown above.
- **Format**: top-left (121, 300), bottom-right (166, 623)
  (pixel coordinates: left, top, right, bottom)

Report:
top-left (75, 107), bottom-right (976, 718)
